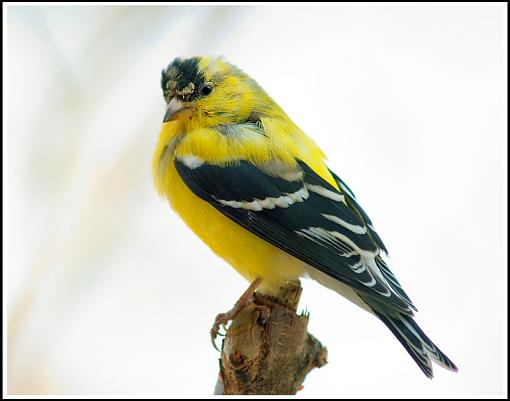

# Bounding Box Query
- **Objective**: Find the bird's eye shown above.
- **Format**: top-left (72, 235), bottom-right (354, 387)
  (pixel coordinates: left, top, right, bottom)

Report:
top-left (201, 85), bottom-right (213, 96)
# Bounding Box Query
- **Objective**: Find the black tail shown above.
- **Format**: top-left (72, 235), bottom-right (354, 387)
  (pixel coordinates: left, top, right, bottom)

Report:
top-left (375, 310), bottom-right (458, 378)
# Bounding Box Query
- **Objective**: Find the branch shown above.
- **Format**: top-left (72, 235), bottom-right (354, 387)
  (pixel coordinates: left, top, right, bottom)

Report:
top-left (214, 280), bottom-right (328, 395)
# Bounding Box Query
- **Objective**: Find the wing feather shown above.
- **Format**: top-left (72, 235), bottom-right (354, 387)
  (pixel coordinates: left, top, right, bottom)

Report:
top-left (175, 157), bottom-right (415, 314)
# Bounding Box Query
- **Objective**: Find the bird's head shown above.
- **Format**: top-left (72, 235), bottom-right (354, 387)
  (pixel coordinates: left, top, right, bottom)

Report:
top-left (160, 56), bottom-right (274, 129)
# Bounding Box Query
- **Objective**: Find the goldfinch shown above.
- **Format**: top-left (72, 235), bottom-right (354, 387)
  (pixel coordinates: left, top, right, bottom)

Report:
top-left (152, 56), bottom-right (458, 378)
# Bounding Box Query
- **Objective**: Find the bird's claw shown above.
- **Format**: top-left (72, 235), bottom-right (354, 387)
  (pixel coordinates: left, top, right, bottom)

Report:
top-left (210, 312), bottom-right (231, 352)
top-left (209, 278), bottom-right (264, 352)
top-left (210, 305), bottom-right (272, 351)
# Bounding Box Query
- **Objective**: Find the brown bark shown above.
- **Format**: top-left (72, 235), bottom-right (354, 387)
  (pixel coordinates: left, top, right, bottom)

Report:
top-left (214, 281), bottom-right (328, 395)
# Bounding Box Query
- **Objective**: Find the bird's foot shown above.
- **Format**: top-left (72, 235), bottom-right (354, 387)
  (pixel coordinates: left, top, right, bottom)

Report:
top-left (210, 304), bottom-right (270, 351)
top-left (210, 312), bottom-right (233, 351)
top-left (210, 277), bottom-right (263, 351)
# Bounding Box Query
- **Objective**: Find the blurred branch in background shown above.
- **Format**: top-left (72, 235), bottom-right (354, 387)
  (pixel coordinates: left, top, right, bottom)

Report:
top-left (5, 5), bottom-right (248, 394)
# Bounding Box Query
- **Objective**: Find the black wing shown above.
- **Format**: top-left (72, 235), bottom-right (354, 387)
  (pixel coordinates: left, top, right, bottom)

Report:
top-left (175, 157), bottom-right (416, 314)
top-left (327, 169), bottom-right (388, 254)
top-left (326, 168), bottom-right (416, 309)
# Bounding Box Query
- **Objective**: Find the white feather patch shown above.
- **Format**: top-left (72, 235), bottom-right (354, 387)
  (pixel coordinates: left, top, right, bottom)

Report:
top-left (321, 213), bottom-right (367, 234)
top-left (304, 267), bottom-right (375, 314)
top-left (306, 184), bottom-right (345, 202)
top-left (216, 186), bottom-right (309, 211)
top-left (178, 154), bottom-right (204, 169)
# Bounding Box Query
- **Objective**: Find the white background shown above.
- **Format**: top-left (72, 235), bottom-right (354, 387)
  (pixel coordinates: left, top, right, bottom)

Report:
top-left (4, 3), bottom-right (507, 397)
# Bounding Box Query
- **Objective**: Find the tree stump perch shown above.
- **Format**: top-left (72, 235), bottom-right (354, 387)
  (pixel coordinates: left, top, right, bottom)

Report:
top-left (214, 281), bottom-right (328, 395)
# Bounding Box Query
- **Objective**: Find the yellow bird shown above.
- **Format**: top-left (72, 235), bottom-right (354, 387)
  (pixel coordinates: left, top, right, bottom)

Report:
top-left (152, 56), bottom-right (457, 378)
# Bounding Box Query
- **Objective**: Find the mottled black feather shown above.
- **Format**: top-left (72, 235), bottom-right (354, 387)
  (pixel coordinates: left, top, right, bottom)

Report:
top-left (161, 57), bottom-right (206, 101)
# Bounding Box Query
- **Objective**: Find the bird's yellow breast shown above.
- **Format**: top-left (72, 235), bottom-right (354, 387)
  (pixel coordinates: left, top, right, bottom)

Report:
top-left (164, 161), bottom-right (307, 293)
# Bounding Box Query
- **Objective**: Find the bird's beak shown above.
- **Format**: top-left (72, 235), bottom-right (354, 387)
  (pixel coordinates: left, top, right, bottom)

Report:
top-left (163, 98), bottom-right (193, 122)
